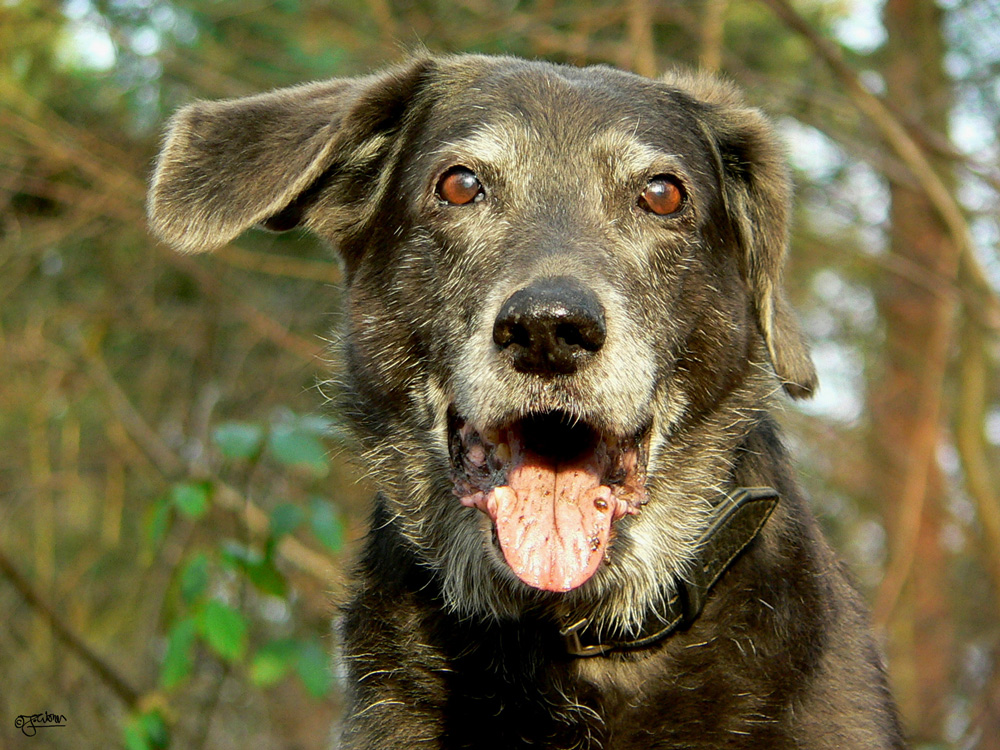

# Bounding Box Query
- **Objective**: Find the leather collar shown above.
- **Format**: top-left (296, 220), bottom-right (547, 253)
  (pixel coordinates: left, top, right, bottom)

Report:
top-left (560, 486), bottom-right (779, 658)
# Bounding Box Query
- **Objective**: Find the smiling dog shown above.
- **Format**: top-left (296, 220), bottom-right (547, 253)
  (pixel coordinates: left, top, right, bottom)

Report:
top-left (149, 55), bottom-right (905, 749)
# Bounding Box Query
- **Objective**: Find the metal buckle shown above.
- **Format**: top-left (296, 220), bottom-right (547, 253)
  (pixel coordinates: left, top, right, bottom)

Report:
top-left (559, 617), bottom-right (611, 658)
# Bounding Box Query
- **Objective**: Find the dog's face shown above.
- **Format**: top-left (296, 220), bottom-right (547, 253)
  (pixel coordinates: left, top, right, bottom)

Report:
top-left (149, 55), bottom-right (816, 630)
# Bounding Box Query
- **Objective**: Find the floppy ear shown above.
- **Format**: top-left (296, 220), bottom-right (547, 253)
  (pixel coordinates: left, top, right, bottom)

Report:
top-left (718, 108), bottom-right (817, 399)
top-left (147, 59), bottom-right (431, 254)
top-left (666, 71), bottom-right (817, 399)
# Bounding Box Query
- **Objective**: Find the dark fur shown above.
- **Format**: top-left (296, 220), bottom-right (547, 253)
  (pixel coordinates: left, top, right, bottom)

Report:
top-left (149, 55), bottom-right (905, 749)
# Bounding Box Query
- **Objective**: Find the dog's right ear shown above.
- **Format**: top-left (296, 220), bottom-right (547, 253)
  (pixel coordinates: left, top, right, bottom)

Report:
top-left (147, 59), bottom-right (432, 253)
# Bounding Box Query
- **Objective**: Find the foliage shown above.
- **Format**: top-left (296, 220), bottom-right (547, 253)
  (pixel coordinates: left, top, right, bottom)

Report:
top-left (152, 413), bottom-right (341, 701)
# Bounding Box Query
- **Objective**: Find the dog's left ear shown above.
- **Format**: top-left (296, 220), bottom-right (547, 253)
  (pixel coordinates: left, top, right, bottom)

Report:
top-left (667, 71), bottom-right (817, 399)
top-left (147, 58), bottom-right (432, 254)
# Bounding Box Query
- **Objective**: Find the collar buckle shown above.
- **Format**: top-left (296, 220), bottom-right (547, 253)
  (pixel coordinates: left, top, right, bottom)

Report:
top-left (560, 617), bottom-right (611, 658)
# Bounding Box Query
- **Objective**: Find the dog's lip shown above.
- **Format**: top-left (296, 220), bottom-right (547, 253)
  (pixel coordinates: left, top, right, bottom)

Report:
top-left (448, 408), bottom-right (649, 592)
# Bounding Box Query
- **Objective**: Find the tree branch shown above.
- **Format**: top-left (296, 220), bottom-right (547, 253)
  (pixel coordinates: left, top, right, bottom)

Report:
top-left (954, 317), bottom-right (1000, 608)
top-left (626, 0), bottom-right (657, 77)
top-left (0, 547), bottom-right (141, 709)
top-left (759, 0), bottom-right (999, 329)
top-left (700, 0), bottom-right (728, 72)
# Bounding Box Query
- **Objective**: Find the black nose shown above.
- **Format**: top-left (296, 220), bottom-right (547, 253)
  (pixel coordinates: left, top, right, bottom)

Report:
top-left (493, 276), bottom-right (606, 376)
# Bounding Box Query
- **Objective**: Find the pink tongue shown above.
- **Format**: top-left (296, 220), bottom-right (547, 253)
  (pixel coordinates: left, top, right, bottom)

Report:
top-left (490, 448), bottom-right (614, 592)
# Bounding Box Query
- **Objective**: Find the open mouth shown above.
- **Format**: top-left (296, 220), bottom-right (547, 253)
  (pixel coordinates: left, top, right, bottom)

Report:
top-left (449, 409), bottom-right (649, 593)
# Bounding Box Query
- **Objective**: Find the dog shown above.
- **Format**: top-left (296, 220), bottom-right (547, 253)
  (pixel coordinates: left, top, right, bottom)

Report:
top-left (148, 55), bottom-right (905, 749)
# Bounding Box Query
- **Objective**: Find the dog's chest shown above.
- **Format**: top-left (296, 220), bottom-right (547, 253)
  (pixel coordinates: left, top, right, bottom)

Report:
top-left (438, 639), bottom-right (790, 750)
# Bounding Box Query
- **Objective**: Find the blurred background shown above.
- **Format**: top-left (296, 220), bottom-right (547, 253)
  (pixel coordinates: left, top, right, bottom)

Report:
top-left (1, 0), bottom-right (998, 747)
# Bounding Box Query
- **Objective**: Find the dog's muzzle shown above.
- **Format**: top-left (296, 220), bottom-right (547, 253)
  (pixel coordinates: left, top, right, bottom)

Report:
top-left (449, 276), bottom-right (650, 592)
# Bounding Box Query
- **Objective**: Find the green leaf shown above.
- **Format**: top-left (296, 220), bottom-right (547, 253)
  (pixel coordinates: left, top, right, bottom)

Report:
top-left (198, 600), bottom-right (248, 662)
top-left (309, 497), bottom-right (343, 553)
top-left (160, 617), bottom-right (197, 689)
top-left (170, 481), bottom-right (211, 520)
top-left (179, 553), bottom-right (209, 604)
top-left (124, 710), bottom-right (169, 750)
top-left (219, 541), bottom-right (288, 597)
top-left (146, 497), bottom-right (173, 547)
top-left (123, 724), bottom-right (150, 750)
top-left (268, 424), bottom-right (329, 477)
top-left (269, 502), bottom-right (305, 539)
top-left (249, 638), bottom-right (299, 687)
top-left (295, 638), bottom-right (333, 697)
top-left (220, 540), bottom-right (257, 568)
top-left (212, 421), bottom-right (265, 460)
top-left (248, 557), bottom-right (288, 597)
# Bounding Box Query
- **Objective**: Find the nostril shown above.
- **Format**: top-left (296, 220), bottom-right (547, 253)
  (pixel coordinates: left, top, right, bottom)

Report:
top-left (556, 319), bottom-right (605, 353)
top-left (510, 322), bottom-right (532, 349)
top-left (493, 319), bottom-right (532, 350)
top-left (493, 321), bottom-right (511, 348)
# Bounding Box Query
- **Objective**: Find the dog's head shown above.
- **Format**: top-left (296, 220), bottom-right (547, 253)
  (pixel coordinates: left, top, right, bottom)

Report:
top-left (149, 55), bottom-right (815, 627)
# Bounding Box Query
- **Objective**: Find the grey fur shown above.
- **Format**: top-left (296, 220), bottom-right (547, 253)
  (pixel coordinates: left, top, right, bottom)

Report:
top-left (149, 55), bottom-right (903, 749)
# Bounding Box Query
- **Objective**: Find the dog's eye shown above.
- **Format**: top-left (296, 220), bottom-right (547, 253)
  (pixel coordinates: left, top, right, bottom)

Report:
top-left (638, 176), bottom-right (685, 216)
top-left (437, 166), bottom-right (484, 205)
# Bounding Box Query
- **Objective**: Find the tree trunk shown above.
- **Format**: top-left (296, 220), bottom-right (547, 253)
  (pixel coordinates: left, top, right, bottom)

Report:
top-left (870, 0), bottom-right (958, 741)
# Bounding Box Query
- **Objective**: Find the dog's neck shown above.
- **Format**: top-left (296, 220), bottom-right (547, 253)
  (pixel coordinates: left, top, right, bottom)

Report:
top-left (559, 486), bottom-right (778, 658)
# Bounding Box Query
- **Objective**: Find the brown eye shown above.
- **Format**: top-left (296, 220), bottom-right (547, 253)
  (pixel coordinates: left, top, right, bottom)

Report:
top-left (437, 166), bottom-right (483, 205)
top-left (639, 176), bottom-right (685, 216)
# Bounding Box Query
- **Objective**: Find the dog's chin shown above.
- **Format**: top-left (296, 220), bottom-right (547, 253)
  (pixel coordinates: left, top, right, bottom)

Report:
top-left (448, 408), bottom-right (649, 594)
